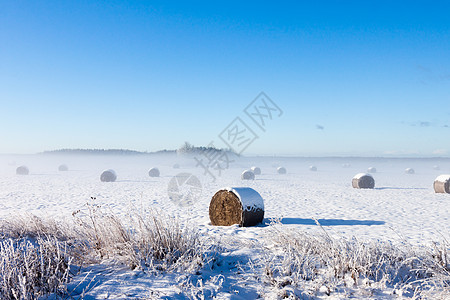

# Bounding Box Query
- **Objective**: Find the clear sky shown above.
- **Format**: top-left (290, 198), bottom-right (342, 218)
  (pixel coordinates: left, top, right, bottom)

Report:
top-left (1, 1), bottom-right (449, 156)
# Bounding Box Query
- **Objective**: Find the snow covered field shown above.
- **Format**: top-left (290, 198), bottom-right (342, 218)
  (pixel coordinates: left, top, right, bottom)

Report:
top-left (0, 154), bottom-right (449, 299)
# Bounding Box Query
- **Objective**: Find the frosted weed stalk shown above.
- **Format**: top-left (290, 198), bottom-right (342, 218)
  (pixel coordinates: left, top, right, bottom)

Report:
top-left (0, 236), bottom-right (72, 299)
top-left (258, 219), bottom-right (450, 298)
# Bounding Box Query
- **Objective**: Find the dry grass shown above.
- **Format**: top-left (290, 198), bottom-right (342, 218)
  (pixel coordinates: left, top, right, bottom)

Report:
top-left (256, 219), bottom-right (450, 298)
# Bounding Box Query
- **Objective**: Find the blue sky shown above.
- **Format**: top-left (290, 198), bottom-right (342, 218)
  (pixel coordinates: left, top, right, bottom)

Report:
top-left (1, 1), bottom-right (449, 156)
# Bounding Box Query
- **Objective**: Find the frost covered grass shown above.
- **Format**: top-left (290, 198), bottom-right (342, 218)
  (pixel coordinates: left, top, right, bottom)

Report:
top-left (256, 219), bottom-right (450, 299)
top-left (0, 202), bottom-right (213, 299)
top-left (0, 236), bottom-right (72, 299)
top-left (1, 209), bottom-right (448, 299)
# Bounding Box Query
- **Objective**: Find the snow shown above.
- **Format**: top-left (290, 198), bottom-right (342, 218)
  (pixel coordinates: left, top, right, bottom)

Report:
top-left (1, 154), bottom-right (449, 298)
top-left (353, 172), bottom-right (372, 179)
top-left (225, 187), bottom-right (264, 212)
top-left (435, 174), bottom-right (450, 182)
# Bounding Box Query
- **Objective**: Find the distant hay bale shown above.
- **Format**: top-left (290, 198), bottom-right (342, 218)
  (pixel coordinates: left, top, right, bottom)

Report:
top-left (405, 168), bottom-right (415, 174)
top-left (58, 164), bottom-right (68, 172)
top-left (16, 166), bottom-right (29, 175)
top-left (173, 163), bottom-right (180, 169)
top-left (277, 167), bottom-right (287, 174)
top-left (100, 169), bottom-right (117, 182)
top-left (309, 165), bottom-right (317, 171)
top-left (148, 167), bottom-right (160, 177)
top-left (251, 166), bottom-right (261, 175)
top-left (241, 170), bottom-right (255, 180)
top-left (352, 173), bottom-right (375, 189)
top-left (209, 187), bottom-right (264, 227)
top-left (433, 175), bottom-right (450, 193)
top-left (367, 167), bottom-right (377, 173)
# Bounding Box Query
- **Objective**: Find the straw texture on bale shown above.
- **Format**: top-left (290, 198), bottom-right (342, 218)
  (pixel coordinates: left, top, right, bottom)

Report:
top-left (251, 166), bottom-right (261, 175)
top-left (367, 167), bottom-right (377, 173)
top-left (277, 167), bottom-right (287, 174)
top-left (405, 168), bottom-right (415, 174)
top-left (58, 164), bottom-right (68, 171)
top-left (352, 173), bottom-right (375, 189)
top-left (148, 167), bottom-right (160, 177)
top-left (309, 166), bottom-right (317, 171)
top-left (209, 188), bottom-right (264, 227)
top-left (241, 170), bottom-right (255, 180)
top-left (16, 166), bottom-right (29, 175)
top-left (100, 169), bottom-right (117, 182)
top-left (433, 175), bottom-right (450, 193)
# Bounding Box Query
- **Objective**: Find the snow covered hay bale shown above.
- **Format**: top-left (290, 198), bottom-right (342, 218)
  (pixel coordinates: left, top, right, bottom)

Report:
top-left (277, 167), bottom-right (287, 174)
top-left (241, 170), bottom-right (255, 180)
top-left (58, 164), bottom-right (68, 171)
top-left (433, 175), bottom-right (450, 193)
top-left (405, 168), bottom-right (415, 174)
top-left (251, 166), bottom-right (261, 175)
top-left (148, 167), bottom-right (160, 177)
top-left (309, 165), bottom-right (317, 171)
top-left (209, 187), bottom-right (264, 227)
top-left (352, 173), bottom-right (375, 189)
top-left (367, 167), bottom-right (377, 173)
top-left (100, 169), bottom-right (117, 182)
top-left (16, 165), bottom-right (29, 175)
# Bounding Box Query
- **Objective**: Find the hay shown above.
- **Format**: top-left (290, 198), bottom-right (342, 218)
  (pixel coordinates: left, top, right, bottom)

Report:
top-left (367, 167), bottom-right (377, 173)
top-left (405, 168), bottom-right (415, 174)
top-left (309, 166), bottom-right (317, 171)
top-left (209, 188), bottom-right (264, 227)
top-left (16, 166), bottom-right (29, 175)
top-left (148, 167), bottom-right (160, 177)
top-left (100, 169), bottom-right (117, 182)
top-left (58, 164), bottom-right (68, 172)
top-left (433, 175), bottom-right (450, 193)
top-left (352, 173), bottom-right (375, 189)
top-left (277, 167), bottom-right (287, 174)
top-left (251, 166), bottom-right (261, 175)
top-left (241, 170), bottom-right (255, 180)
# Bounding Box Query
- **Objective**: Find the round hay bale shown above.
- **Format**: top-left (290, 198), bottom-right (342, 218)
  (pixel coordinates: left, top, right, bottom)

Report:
top-left (433, 175), bottom-right (450, 193)
top-left (173, 163), bottom-right (180, 169)
top-left (241, 170), bottom-right (255, 180)
top-left (100, 169), bottom-right (117, 182)
top-left (16, 166), bottom-right (29, 175)
top-left (251, 166), bottom-right (261, 175)
top-left (58, 164), bottom-right (69, 172)
top-left (209, 187), bottom-right (264, 227)
top-left (405, 168), bottom-right (415, 174)
top-left (277, 167), bottom-right (287, 174)
top-left (352, 173), bottom-right (375, 189)
top-left (148, 167), bottom-right (160, 177)
top-left (309, 165), bottom-right (317, 171)
top-left (367, 167), bottom-right (377, 173)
